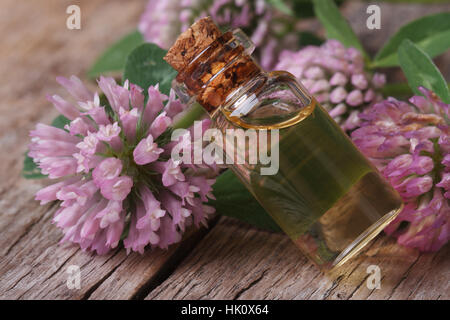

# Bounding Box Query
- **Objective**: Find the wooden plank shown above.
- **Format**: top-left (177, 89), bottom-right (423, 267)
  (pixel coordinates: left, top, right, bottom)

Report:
top-left (388, 246), bottom-right (450, 300)
top-left (146, 217), bottom-right (449, 300)
top-left (0, 174), bottom-right (214, 300)
top-left (0, 0), bottom-right (215, 300)
top-left (87, 223), bottom-right (216, 300)
top-left (0, 202), bottom-right (213, 299)
top-left (0, 202), bottom-right (121, 300)
top-left (0, 0), bottom-right (147, 186)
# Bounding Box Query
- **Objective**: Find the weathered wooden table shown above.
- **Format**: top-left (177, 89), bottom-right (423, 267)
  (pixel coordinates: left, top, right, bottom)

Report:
top-left (1, 0), bottom-right (448, 300)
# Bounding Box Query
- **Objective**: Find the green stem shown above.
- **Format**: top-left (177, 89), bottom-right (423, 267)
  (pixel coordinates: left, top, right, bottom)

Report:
top-left (173, 103), bottom-right (206, 129)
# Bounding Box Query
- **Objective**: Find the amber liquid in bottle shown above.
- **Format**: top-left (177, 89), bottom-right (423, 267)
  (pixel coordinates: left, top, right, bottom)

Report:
top-left (213, 76), bottom-right (402, 269)
top-left (241, 103), bottom-right (401, 267)
top-left (165, 18), bottom-right (403, 270)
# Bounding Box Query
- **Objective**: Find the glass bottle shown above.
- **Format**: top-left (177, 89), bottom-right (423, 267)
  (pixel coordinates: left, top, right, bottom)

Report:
top-left (165, 20), bottom-right (403, 270)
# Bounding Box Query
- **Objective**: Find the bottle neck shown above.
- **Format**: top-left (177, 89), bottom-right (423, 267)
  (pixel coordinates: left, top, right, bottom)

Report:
top-left (173, 29), bottom-right (262, 114)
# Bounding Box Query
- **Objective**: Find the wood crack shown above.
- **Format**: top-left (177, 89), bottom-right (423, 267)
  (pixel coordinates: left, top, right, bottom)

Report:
top-left (5, 269), bottom-right (33, 293)
top-left (198, 283), bottom-right (219, 300)
top-left (132, 215), bottom-right (221, 300)
top-left (42, 249), bottom-right (80, 283)
top-left (322, 275), bottom-right (344, 299)
top-left (81, 249), bottom-right (124, 300)
top-left (365, 274), bottom-right (385, 300)
top-left (3, 203), bottom-right (55, 256)
top-left (233, 270), bottom-right (268, 300)
top-left (347, 273), bottom-right (370, 299)
top-left (387, 253), bottom-right (421, 300)
top-left (302, 272), bottom-right (323, 299)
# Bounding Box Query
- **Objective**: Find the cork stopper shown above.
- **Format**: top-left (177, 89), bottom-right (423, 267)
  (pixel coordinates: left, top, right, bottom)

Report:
top-left (164, 17), bottom-right (222, 72)
top-left (164, 18), bottom-right (261, 113)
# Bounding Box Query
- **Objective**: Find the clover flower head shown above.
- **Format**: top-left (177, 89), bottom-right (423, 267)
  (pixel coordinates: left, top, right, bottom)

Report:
top-left (352, 87), bottom-right (449, 251)
top-left (29, 75), bottom-right (216, 254)
top-left (275, 39), bottom-right (386, 131)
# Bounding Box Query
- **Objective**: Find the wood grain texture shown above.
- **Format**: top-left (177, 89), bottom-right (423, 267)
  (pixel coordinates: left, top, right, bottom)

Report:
top-left (0, 0), bottom-right (212, 300)
top-left (147, 217), bottom-right (449, 300)
top-left (0, 0), bottom-right (449, 300)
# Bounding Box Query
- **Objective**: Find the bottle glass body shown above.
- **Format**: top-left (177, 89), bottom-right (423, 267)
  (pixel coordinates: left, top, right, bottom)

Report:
top-left (209, 71), bottom-right (402, 269)
top-left (173, 29), bottom-right (403, 269)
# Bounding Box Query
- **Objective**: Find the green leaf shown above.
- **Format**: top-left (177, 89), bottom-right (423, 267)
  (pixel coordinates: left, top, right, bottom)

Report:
top-left (123, 43), bottom-right (177, 96)
top-left (373, 12), bottom-right (450, 67)
top-left (380, 82), bottom-right (413, 99)
top-left (88, 30), bottom-right (144, 78)
top-left (382, 81), bottom-right (450, 99)
top-left (51, 115), bottom-right (71, 129)
top-left (23, 153), bottom-right (47, 179)
top-left (266, 0), bottom-right (293, 16)
top-left (211, 170), bottom-right (281, 232)
top-left (398, 39), bottom-right (450, 103)
top-left (313, 0), bottom-right (367, 57)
